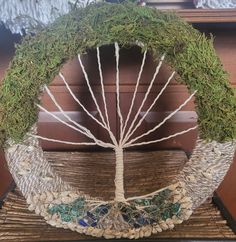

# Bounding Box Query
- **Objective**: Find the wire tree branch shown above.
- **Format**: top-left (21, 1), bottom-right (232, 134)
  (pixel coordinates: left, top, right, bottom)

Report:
top-left (121, 49), bottom-right (147, 142)
top-left (96, 47), bottom-right (118, 145)
top-left (78, 54), bottom-right (108, 130)
top-left (122, 71), bottom-right (175, 146)
top-left (114, 42), bottom-right (124, 145)
top-left (37, 103), bottom-right (90, 137)
top-left (124, 125), bottom-right (198, 148)
top-left (59, 72), bottom-right (118, 146)
top-left (60, 72), bottom-right (107, 129)
top-left (122, 54), bottom-right (166, 145)
top-left (96, 47), bottom-right (111, 130)
top-left (124, 90), bottom-right (197, 146)
top-left (45, 85), bottom-right (93, 135)
top-left (37, 99), bottom-right (114, 149)
top-left (29, 134), bottom-right (96, 146)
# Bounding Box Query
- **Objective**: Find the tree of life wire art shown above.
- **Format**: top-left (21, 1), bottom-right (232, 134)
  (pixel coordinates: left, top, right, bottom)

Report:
top-left (2, 2), bottom-right (236, 239)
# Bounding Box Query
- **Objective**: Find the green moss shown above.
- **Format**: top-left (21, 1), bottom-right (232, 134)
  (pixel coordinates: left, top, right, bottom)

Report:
top-left (0, 2), bottom-right (235, 145)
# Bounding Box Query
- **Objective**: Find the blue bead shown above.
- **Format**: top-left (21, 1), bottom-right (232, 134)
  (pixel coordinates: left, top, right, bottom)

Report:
top-left (136, 216), bottom-right (149, 225)
top-left (87, 211), bottom-right (96, 220)
top-left (91, 222), bottom-right (97, 227)
top-left (96, 205), bottom-right (110, 216)
top-left (134, 223), bottom-right (141, 228)
top-left (78, 219), bottom-right (88, 227)
top-left (122, 214), bottom-right (129, 222)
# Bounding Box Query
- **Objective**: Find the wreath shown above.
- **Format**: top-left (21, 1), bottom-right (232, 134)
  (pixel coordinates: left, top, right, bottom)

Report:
top-left (1, 2), bottom-right (236, 239)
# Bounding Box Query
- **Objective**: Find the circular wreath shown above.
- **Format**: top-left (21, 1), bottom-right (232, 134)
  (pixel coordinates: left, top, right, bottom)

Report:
top-left (1, 2), bottom-right (236, 239)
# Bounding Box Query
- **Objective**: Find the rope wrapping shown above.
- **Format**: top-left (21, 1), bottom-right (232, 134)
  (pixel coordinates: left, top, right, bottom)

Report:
top-left (114, 147), bottom-right (125, 202)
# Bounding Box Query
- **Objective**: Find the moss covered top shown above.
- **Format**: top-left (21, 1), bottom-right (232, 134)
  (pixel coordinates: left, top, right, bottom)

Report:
top-left (0, 2), bottom-right (235, 145)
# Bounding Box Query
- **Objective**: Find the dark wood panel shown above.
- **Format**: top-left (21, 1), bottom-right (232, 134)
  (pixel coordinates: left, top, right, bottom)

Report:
top-left (52, 45), bottom-right (178, 86)
top-left (38, 113), bottom-right (197, 152)
top-left (217, 153), bottom-right (236, 221)
top-left (176, 9), bottom-right (236, 23)
top-left (0, 151), bottom-right (12, 200)
top-left (214, 32), bottom-right (236, 85)
top-left (144, 0), bottom-right (236, 23)
top-left (41, 86), bottom-right (196, 111)
top-left (146, 0), bottom-right (194, 10)
top-left (0, 25), bottom-right (18, 198)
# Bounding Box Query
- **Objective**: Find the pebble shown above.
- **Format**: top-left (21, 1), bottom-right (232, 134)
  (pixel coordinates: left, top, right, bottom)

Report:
top-left (184, 209), bottom-right (193, 218)
top-left (103, 229), bottom-right (115, 239)
top-left (139, 229), bottom-right (144, 238)
top-left (26, 195), bottom-right (32, 204)
top-left (67, 222), bottom-right (76, 231)
top-left (61, 196), bottom-right (73, 204)
top-left (134, 230), bottom-right (140, 239)
top-left (18, 170), bottom-right (29, 175)
top-left (35, 206), bottom-right (41, 215)
top-left (181, 202), bottom-right (192, 209)
top-left (173, 194), bottom-right (182, 203)
top-left (40, 193), bottom-right (47, 201)
top-left (154, 225), bottom-right (162, 233)
top-left (28, 204), bottom-right (35, 211)
top-left (91, 228), bottom-right (103, 237)
top-left (169, 183), bottom-right (179, 191)
top-left (143, 226), bottom-right (152, 237)
top-left (42, 176), bottom-right (53, 182)
top-left (27, 146), bottom-right (35, 152)
top-left (166, 219), bottom-right (174, 229)
top-left (180, 197), bottom-right (192, 203)
top-left (159, 221), bottom-right (168, 230)
top-left (48, 220), bottom-right (57, 226)
top-left (45, 192), bottom-right (54, 203)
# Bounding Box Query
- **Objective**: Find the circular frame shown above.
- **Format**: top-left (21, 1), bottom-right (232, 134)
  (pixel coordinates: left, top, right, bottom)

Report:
top-left (1, 2), bottom-right (236, 239)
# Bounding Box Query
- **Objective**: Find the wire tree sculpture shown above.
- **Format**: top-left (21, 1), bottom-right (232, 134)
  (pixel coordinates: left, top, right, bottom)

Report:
top-left (32, 43), bottom-right (197, 203)
top-left (3, 2), bottom-right (236, 237)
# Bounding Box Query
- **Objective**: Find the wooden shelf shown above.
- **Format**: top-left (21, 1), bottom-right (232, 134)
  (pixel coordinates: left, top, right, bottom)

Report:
top-left (145, 0), bottom-right (236, 23)
top-left (176, 9), bottom-right (236, 23)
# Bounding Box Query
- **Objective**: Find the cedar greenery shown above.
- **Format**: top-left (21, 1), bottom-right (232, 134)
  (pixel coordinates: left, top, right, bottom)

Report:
top-left (0, 2), bottom-right (235, 145)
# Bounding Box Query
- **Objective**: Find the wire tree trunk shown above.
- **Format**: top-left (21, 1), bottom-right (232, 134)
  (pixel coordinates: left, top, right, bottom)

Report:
top-left (114, 147), bottom-right (125, 202)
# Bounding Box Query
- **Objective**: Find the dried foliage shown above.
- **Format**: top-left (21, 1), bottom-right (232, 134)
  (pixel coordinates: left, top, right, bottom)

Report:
top-left (0, 2), bottom-right (235, 145)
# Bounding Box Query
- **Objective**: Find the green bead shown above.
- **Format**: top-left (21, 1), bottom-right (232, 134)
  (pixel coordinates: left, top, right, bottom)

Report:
top-left (143, 199), bottom-right (150, 206)
top-left (171, 203), bottom-right (181, 214)
top-left (161, 210), bottom-right (170, 220)
top-left (134, 199), bottom-right (143, 205)
top-left (70, 208), bottom-right (79, 217)
top-left (61, 214), bottom-right (72, 222)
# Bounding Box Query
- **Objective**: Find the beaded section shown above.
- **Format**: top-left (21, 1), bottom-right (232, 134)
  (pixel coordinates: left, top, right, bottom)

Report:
top-left (25, 182), bottom-right (193, 238)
